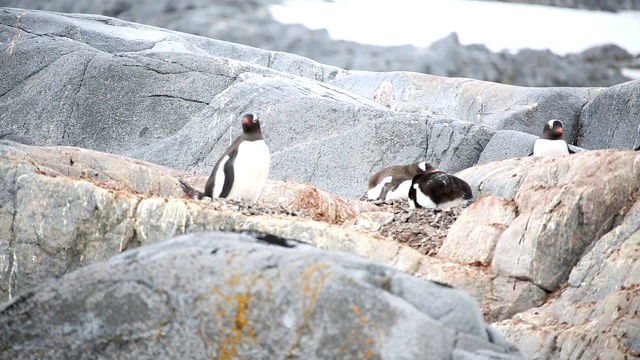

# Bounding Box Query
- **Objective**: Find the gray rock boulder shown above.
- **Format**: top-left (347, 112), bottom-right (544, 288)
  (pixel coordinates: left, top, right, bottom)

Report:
top-left (0, 140), bottom-right (426, 303)
top-left (0, 7), bottom-right (426, 199)
top-left (446, 149), bottom-right (640, 358)
top-left (579, 79), bottom-right (640, 150)
top-left (329, 71), bottom-right (595, 142)
top-left (3, 137), bottom-right (640, 359)
top-left (0, 231), bottom-right (521, 359)
top-left (1, 1), bottom-right (634, 87)
top-left (494, 194), bottom-right (640, 359)
top-left (458, 150), bottom-right (640, 291)
top-left (1, 8), bottom-right (638, 199)
top-left (475, 0), bottom-right (640, 12)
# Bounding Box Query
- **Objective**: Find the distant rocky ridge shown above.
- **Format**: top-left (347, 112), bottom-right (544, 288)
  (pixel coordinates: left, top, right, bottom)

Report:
top-left (479, 0), bottom-right (640, 12)
top-left (0, 0), bottom-right (637, 87)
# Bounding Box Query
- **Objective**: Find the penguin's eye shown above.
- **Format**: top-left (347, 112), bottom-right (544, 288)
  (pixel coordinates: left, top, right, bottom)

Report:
top-left (253, 118), bottom-right (258, 123)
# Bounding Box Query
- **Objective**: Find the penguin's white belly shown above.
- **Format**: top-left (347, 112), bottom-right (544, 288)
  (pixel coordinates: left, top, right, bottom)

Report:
top-left (533, 139), bottom-right (569, 157)
top-left (367, 176), bottom-right (391, 200)
top-left (410, 184), bottom-right (437, 209)
top-left (385, 179), bottom-right (411, 200)
top-left (215, 140), bottom-right (270, 203)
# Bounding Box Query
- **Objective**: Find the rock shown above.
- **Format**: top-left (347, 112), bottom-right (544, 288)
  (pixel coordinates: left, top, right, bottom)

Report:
top-left (459, 150), bottom-right (640, 292)
top-left (0, 231), bottom-right (521, 359)
top-left (129, 73), bottom-right (428, 199)
top-left (0, 140), bottom-right (423, 303)
top-left (579, 79), bottom-right (640, 150)
top-left (478, 130), bottom-right (585, 164)
top-left (438, 196), bottom-right (517, 266)
top-left (425, 118), bottom-right (495, 174)
top-left (494, 197), bottom-right (640, 359)
top-left (440, 149), bottom-right (640, 327)
top-left (3, 139), bottom-right (640, 358)
top-left (1, 8), bottom-right (638, 198)
top-left (493, 150), bottom-right (640, 291)
top-left (474, 0), bottom-right (640, 12)
top-left (0, 1), bottom-right (634, 87)
top-left (329, 71), bottom-right (594, 142)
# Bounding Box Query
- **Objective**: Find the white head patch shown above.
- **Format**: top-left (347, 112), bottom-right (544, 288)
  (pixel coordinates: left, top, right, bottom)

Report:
top-left (548, 119), bottom-right (563, 128)
top-left (418, 162), bottom-right (427, 171)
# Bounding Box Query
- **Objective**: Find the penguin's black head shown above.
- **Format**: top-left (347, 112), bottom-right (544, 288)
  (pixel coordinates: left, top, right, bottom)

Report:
top-left (541, 119), bottom-right (564, 140)
top-left (241, 114), bottom-right (262, 134)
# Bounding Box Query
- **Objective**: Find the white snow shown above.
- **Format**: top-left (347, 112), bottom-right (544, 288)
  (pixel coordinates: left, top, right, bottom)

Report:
top-left (269, 0), bottom-right (640, 55)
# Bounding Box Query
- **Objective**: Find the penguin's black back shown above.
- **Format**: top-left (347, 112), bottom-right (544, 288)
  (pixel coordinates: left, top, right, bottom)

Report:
top-left (409, 171), bottom-right (472, 207)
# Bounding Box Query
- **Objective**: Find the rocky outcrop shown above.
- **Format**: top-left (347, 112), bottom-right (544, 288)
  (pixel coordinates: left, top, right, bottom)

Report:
top-left (0, 231), bottom-right (521, 360)
top-left (2, 8), bottom-right (640, 358)
top-left (451, 150), bottom-right (640, 358)
top-left (0, 140), bottom-right (412, 303)
top-left (3, 140), bottom-right (640, 359)
top-left (2, 8), bottom-right (639, 199)
top-left (476, 0), bottom-right (640, 12)
top-left (0, 1), bottom-right (635, 87)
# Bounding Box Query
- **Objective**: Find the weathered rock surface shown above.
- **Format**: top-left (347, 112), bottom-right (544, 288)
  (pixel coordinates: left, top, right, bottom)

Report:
top-left (1, 1), bottom-right (635, 87)
top-left (458, 150), bottom-right (639, 293)
top-left (2, 140), bottom-right (640, 359)
top-left (579, 79), bottom-right (640, 150)
top-left (476, 0), bottom-right (640, 12)
top-left (0, 231), bottom-right (521, 360)
top-left (493, 198), bottom-right (640, 359)
top-left (1, 8), bottom-right (640, 358)
top-left (1, 8), bottom-right (640, 199)
top-left (0, 140), bottom-right (407, 303)
top-left (450, 150), bottom-right (640, 358)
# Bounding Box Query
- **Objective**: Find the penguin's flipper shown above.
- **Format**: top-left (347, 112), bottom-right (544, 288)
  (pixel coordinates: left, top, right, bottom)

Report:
top-left (218, 148), bottom-right (237, 198)
top-left (179, 179), bottom-right (205, 200)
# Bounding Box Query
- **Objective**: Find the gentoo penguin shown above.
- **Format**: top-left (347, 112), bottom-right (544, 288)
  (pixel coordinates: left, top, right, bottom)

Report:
top-left (634, 123), bottom-right (640, 151)
top-left (408, 168), bottom-right (473, 210)
top-left (179, 114), bottom-right (270, 203)
top-left (531, 119), bottom-right (574, 157)
top-left (367, 162), bottom-right (432, 201)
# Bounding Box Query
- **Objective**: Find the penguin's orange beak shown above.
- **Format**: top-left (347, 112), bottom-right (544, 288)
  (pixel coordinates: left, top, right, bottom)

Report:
top-left (242, 118), bottom-right (250, 125)
top-left (555, 128), bottom-right (563, 135)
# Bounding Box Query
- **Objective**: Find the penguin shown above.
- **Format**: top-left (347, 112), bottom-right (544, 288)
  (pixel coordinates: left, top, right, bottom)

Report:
top-left (634, 123), bottom-right (640, 151)
top-left (179, 114), bottom-right (270, 203)
top-left (367, 162), bottom-right (433, 201)
top-left (408, 168), bottom-right (473, 210)
top-left (531, 119), bottom-right (575, 157)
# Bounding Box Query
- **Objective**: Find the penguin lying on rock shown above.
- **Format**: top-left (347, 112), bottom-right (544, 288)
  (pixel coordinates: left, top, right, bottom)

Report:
top-left (531, 119), bottom-right (575, 157)
top-left (408, 165), bottom-right (473, 211)
top-left (179, 114), bottom-right (270, 203)
top-left (367, 162), bottom-right (429, 201)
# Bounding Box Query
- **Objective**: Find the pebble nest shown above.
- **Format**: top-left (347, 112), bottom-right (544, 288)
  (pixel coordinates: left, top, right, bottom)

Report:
top-left (369, 200), bottom-right (465, 256)
top-left (190, 196), bottom-right (464, 257)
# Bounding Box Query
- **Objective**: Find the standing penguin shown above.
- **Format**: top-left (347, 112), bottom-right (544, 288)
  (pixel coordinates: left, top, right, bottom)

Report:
top-left (532, 119), bottom-right (574, 157)
top-left (179, 114), bottom-right (270, 203)
top-left (367, 162), bottom-right (432, 201)
top-left (408, 168), bottom-right (472, 210)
